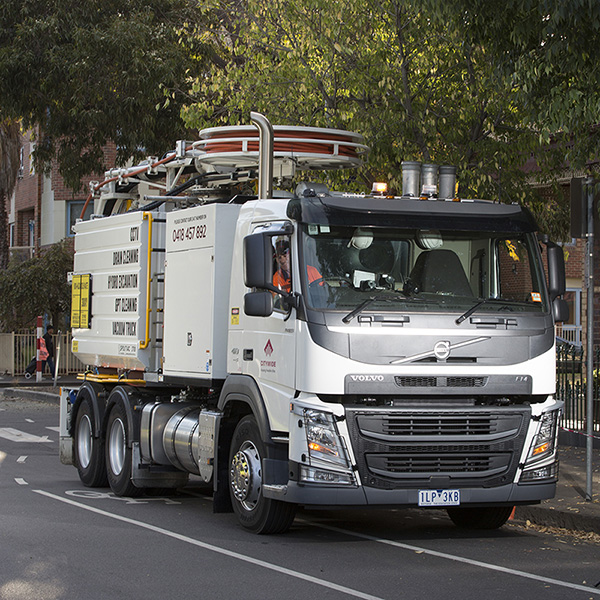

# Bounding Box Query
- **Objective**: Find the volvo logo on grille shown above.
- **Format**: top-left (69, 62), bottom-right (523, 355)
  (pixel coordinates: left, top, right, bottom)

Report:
top-left (350, 375), bottom-right (385, 382)
top-left (433, 341), bottom-right (451, 360)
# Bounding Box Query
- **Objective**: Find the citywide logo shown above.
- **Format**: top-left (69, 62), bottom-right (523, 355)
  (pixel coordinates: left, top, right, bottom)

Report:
top-left (261, 339), bottom-right (276, 372)
top-left (264, 339), bottom-right (274, 356)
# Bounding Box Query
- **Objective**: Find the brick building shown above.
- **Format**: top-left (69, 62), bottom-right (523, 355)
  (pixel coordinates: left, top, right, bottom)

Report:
top-left (7, 129), bottom-right (116, 258)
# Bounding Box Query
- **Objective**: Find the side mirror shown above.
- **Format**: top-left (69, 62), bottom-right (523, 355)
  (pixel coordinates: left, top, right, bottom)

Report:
top-left (244, 291), bottom-right (273, 317)
top-left (244, 233), bottom-right (274, 289)
top-left (546, 242), bottom-right (566, 301)
top-left (545, 241), bottom-right (569, 324)
top-left (552, 298), bottom-right (569, 324)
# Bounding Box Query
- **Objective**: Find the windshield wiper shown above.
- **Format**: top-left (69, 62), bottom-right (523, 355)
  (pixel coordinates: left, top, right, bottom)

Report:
top-left (456, 298), bottom-right (516, 325)
top-left (342, 291), bottom-right (412, 324)
top-left (456, 299), bottom-right (488, 325)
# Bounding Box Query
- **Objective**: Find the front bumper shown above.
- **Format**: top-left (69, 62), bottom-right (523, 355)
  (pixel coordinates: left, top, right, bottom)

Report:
top-left (263, 478), bottom-right (557, 507)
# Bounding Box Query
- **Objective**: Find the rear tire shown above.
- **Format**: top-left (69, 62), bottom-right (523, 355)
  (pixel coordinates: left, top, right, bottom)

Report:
top-left (74, 396), bottom-right (108, 487)
top-left (105, 403), bottom-right (141, 497)
top-left (447, 506), bottom-right (513, 530)
top-left (229, 416), bottom-right (296, 534)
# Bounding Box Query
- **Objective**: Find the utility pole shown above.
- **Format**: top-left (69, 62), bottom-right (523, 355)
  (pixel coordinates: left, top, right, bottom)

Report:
top-left (571, 177), bottom-right (595, 502)
top-left (584, 179), bottom-right (594, 502)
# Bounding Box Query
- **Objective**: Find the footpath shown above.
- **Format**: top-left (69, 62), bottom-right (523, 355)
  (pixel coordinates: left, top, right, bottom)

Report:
top-left (1, 376), bottom-right (598, 535)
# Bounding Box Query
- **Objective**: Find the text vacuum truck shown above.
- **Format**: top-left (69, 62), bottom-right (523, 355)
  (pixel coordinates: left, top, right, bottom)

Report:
top-left (59, 112), bottom-right (568, 533)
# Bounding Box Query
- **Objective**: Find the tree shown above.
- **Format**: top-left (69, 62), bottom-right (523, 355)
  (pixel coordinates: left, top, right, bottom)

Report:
top-left (0, 119), bottom-right (20, 269)
top-left (184, 0), bottom-right (542, 201)
top-left (183, 0), bottom-right (600, 237)
top-left (0, 239), bottom-right (74, 331)
top-left (0, 0), bottom-right (208, 190)
top-left (418, 0), bottom-right (600, 168)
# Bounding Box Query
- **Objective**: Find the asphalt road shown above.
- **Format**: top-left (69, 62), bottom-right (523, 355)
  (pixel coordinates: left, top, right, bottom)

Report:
top-left (1, 397), bottom-right (599, 600)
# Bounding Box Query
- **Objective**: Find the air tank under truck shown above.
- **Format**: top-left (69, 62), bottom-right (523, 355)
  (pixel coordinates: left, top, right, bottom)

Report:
top-left (59, 113), bottom-right (568, 534)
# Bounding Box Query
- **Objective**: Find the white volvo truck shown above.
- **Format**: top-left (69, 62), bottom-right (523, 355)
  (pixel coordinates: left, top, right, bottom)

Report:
top-left (60, 113), bottom-right (568, 533)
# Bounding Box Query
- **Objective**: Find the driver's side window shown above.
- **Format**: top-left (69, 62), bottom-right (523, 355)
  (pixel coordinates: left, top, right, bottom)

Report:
top-left (272, 235), bottom-right (292, 310)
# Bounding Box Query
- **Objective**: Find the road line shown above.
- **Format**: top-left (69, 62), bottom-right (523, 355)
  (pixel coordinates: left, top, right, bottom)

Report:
top-left (0, 428), bottom-right (51, 443)
top-left (25, 418), bottom-right (34, 423)
top-left (46, 426), bottom-right (60, 432)
top-left (17, 455), bottom-right (28, 463)
top-left (302, 520), bottom-right (600, 596)
top-left (33, 490), bottom-right (384, 600)
top-left (15, 478), bottom-right (28, 485)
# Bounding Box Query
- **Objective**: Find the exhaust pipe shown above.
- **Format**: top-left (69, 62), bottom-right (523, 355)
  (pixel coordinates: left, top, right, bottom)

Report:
top-left (251, 111), bottom-right (274, 199)
top-left (421, 164), bottom-right (439, 197)
top-left (438, 165), bottom-right (457, 200)
top-left (401, 161), bottom-right (421, 197)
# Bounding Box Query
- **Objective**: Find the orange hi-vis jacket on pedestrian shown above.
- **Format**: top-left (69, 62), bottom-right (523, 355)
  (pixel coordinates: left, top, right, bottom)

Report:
top-left (39, 338), bottom-right (49, 361)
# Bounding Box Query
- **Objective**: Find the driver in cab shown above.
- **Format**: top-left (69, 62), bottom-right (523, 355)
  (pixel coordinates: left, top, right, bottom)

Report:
top-left (273, 238), bottom-right (321, 293)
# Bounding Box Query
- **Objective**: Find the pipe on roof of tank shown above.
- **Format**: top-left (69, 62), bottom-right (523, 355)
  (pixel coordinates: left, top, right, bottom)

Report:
top-left (250, 112), bottom-right (274, 200)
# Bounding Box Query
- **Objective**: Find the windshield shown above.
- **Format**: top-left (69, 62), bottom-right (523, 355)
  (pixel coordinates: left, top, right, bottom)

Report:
top-left (300, 224), bottom-right (548, 315)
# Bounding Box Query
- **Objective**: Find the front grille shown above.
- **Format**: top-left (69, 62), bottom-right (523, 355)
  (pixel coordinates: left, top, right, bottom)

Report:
top-left (395, 376), bottom-right (488, 388)
top-left (346, 407), bottom-right (529, 490)
top-left (367, 452), bottom-right (511, 478)
top-left (395, 376), bottom-right (437, 387)
top-left (357, 413), bottom-right (521, 441)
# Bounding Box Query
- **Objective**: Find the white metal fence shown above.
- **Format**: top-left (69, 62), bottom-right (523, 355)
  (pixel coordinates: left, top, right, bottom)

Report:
top-left (0, 332), bottom-right (85, 376)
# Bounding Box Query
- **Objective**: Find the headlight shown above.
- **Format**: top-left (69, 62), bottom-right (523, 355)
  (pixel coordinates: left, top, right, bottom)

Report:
top-left (303, 409), bottom-right (349, 468)
top-left (520, 462), bottom-right (559, 482)
top-left (526, 410), bottom-right (559, 464)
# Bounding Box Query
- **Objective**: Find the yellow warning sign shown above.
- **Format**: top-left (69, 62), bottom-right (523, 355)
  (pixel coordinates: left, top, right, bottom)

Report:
top-left (71, 274), bottom-right (91, 329)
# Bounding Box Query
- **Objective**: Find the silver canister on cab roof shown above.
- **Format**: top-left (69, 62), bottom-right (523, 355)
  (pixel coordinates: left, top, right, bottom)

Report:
top-left (438, 165), bottom-right (457, 200)
top-left (421, 164), bottom-right (439, 198)
top-left (401, 161), bottom-right (421, 197)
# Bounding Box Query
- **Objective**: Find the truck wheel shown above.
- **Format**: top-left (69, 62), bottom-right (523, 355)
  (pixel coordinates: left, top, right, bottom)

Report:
top-left (105, 403), bottom-right (141, 497)
top-left (229, 416), bottom-right (296, 534)
top-left (74, 396), bottom-right (108, 487)
top-left (447, 506), bottom-right (513, 530)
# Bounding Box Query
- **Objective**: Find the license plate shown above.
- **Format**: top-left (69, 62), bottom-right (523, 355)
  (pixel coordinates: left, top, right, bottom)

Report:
top-left (418, 489), bottom-right (460, 507)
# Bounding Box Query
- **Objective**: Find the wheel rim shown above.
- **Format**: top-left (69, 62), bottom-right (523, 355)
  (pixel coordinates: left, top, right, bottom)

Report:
top-left (108, 417), bottom-right (126, 476)
top-left (230, 440), bottom-right (262, 511)
top-left (77, 414), bottom-right (93, 469)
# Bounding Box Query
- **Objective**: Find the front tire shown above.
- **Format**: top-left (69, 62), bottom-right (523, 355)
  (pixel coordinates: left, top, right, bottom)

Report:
top-left (447, 506), bottom-right (513, 530)
top-left (74, 395), bottom-right (108, 487)
top-left (105, 403), bottom-right (141, 497)
top-left (229, 416), bottom-right (296, 534)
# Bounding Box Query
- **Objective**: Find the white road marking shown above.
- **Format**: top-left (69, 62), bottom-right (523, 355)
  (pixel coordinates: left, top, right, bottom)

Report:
top-left (34, 489), bottom-right (383, 600)
top-left (0, 428), bottom-right (51, 443)
top-left (46, 426), bottom-right (60, 432)
top-left (25, 418), bottom-right (34, 423)
top-left (17, 455), bottom-right (28, 463)
top-left (15, 478), bottom-right (28, 485)
top-left (303, 520), bottom-right (600, 596)
top-left (65, 489), bottom-right (181, 505)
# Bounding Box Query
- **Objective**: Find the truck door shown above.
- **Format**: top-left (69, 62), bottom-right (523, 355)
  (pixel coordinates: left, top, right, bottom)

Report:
top-left (242, 228), bottom-right (297, 432)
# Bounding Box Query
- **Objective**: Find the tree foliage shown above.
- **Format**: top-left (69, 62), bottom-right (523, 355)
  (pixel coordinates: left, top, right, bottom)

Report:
top-left (0, 0), bottom-right (206, 189)
top-left (420, 0), bottom-right (600, 165)
top-left (183, 0), bottom-right (600, 237)
top-left (0, 239), bottom-right (74, 331)
top-left (184, 1), bottom-right (541, 198)
top-left (0, 119), bottom-right (20, 269)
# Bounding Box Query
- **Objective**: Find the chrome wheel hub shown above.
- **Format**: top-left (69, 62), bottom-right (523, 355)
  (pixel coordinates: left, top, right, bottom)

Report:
top-left (77, 414), bottom-right (93, 469)
top-left (230, 441), bottom-right (261, 511)
top-left (108, 417), bottom-right (126, 476)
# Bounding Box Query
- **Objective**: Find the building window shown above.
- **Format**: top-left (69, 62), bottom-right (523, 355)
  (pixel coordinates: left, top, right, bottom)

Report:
top-left (28, 219), bottom-right (35, 248)
top-left (67, 201), bottom-right (93, 236)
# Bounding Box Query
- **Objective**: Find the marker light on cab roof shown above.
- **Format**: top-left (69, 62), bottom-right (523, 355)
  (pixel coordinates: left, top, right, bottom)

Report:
top-left (372, 182), bottom-right (388, 195)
